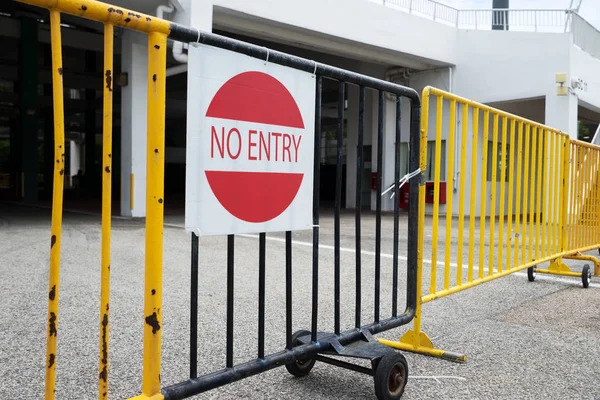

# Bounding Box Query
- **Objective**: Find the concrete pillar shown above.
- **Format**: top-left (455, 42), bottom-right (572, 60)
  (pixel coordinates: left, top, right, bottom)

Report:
top-left (120, 31), bottom-right (148, 217)
top-left (70, 140), bottom-right (81, 187)
top-left (19, 18), bottom-right (39, 203)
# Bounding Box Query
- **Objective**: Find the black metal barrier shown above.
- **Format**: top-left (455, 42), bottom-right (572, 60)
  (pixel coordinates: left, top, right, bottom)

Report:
top-left (162, 26), bottom-right (421, 400)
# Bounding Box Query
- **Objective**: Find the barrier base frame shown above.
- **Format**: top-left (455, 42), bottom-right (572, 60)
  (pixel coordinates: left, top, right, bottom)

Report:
top-left (378, 330), bottom-right (467, 363)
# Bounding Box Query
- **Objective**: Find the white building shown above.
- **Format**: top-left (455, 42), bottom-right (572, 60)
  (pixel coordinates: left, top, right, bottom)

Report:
top-left (1, 0), bottom-right (598, 217)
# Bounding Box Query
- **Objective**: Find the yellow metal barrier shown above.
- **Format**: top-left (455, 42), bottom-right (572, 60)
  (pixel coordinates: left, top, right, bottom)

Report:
top-left (16, 0), bottom-right (169, 399)
top-left (380, 86), bottom-right (600, 361)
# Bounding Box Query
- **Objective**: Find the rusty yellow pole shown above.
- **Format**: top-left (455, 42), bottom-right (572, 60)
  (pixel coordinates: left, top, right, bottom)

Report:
top-left (46, 9), bottom-right (66, 400)
top-left (98, 22), bottom-right (114, 400)
top-left (139, 31), bottom-right (168, 399)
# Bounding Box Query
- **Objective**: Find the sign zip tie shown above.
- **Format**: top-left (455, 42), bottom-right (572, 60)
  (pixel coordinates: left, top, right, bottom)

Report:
top-left (265, 47), bottom-right (270, 64)
top-left (381, 168), bottom-right (422, 197)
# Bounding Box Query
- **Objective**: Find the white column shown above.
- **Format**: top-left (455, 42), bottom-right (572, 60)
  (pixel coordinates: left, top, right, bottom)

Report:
top-left (69, 140), bottom-right (80, 186)
top-left (120, 31), bottom-right (148, 217)
top-left (545, 91), bottom-right (578, 139)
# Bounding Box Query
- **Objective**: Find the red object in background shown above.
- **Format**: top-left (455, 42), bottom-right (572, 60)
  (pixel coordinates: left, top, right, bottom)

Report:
top-left (371, 172), bottom-right (378, 190)
top-left (425, 181), bottom-right (447, 204)
top-left (399, 184), bottom-right (410, 209)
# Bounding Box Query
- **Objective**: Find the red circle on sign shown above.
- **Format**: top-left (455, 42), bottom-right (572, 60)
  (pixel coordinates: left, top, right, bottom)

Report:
top-left (205, 71), bottom-right (306, 223)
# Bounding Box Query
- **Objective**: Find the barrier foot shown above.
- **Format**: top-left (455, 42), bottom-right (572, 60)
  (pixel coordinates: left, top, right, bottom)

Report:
top-left (378, 330), bottom-right (466, 363)
top-left (127, 394), bottom-right (164, 400)
top-left (563, 254), bottom-right (600, 277)
top-left (536, 261), bottom-right (581, 278)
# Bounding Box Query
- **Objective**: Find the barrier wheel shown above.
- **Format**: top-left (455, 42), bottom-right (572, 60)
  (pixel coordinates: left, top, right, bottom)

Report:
top-left (285, 330), bottom-right (316, 378)
top-left (374, 352), bottom-right (408, 400)
top-left (582, 264), bottom-right (591, 289)
top-left (527, 266), bottom-right (536, 282)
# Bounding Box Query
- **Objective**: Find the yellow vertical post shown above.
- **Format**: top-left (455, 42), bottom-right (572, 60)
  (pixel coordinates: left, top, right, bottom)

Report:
top-left (505, 119), bottom-right (516, 270)
top-left (413, 89), bottom-right (429, 340)
top-left (140, 32), bottom-right (167, 399)
top-left (457, 104), bottom-right (468, 286)
top-left (497, 116), bottom-right (508, 273)
top-left (559, 135), bottom-right (570, 255)
top-left (521, 124), bottom-right (531, 266)
top-left (98, 23), bottom-right (114, 400)
top-left (513, 122), bottom-right (523, 270)
top-left (468, 107), bottom-right (479, 283)
top-left (478, 111), bottom-right (490, 280)
top-left (429, 95), bottom-right (443, 295)
top-left (545, 131), bottom-right (554, 258)
top-left (553, 135), bottom-right (562, 255)
top-left (46, 10), bottom-right (66, 400)
top-left (569, 144), bottom-right (576, 249)
top-left (444, 99), bottom-right (456, 290)
top-left (488, 114), bottom-right (499, 276)
top-left (528, 127), bottom-right (538, 263)
top-left (535, 127), bottom-right (544, 261)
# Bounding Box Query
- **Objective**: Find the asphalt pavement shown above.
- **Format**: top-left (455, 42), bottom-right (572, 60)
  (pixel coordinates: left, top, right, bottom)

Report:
top-left (1, 202), bottom-right (599, 400)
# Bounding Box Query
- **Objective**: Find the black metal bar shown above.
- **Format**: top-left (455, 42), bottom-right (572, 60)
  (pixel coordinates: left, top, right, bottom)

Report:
top-left (311, 76), bottom-right (322, 343)
top-left (393, 97), bottom-right (401, 317)
top-left (406, 102), bottom-right (421, 314)
top-left (162, 311), bottom-right (415, 400)
top-left (190, 233), bottom-right (199, 379)
top-left (258, 232), bottom-right (266, 359)
top-left (314, 355), bottom-right (373, 376)
top-left (375, 90), bottom-right (384, 323)
top-left (226, 234), bottom-right (235, 368)
top-left (167, 25), bottom-right (420, 105)
top-left (285, 231), bottom-right (292, 350)
top-left (355, 86), bottom-right (365, 329)
top-left (334, 81), bottom-right (344, 335)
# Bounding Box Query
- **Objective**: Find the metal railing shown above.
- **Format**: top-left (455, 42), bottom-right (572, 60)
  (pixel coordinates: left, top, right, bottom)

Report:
top-left (373, 0), bottom-right (600, 59)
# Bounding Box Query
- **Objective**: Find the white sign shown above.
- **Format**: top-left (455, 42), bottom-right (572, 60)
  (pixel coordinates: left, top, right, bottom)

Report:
top-left (185, 44), bottom-right (316, 236)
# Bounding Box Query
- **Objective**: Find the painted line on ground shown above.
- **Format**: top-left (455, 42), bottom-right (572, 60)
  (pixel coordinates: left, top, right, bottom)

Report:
top-left (164, 224), bottom-right (600, 289)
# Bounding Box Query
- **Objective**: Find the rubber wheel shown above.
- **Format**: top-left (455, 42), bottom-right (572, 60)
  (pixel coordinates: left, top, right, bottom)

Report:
top-left (374, 352), bottom-right (408, 400)
top-left (527, 266), bottom-right (536, 282)
top-left (285, 330), bottom-right (316, 377)
top-left (582, 264), bottom-right (591, 289)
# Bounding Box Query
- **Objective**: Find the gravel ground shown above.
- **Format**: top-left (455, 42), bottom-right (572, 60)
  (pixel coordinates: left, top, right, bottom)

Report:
top-left (1, 202), bottom-right (600, 400)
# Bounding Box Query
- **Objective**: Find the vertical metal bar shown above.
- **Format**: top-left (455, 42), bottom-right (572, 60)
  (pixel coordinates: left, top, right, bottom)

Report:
top-left (521, 124), bottom-right (531, 266)
top-left (468, 107), bottom-right (479, 282)
top-left (444, 99), bottom-right (456, 289)
top-left (311, 76), bottom-right (322, 342)
top-left (576, 146), bottom-right (583, 248)
top-left (430, 95), bottom-right (443, 294)
top-left (409, 98), bottom-right (424, 338)
top-left (98, 22), bottom-right (113, 400)
top-left (457, 104), bottom-right (468, 286)
top-left (505, 119), bottom-right (516, 271)
top-left (497, 116), bottom-right (508, 273)
top-left (479, 111), bottom-right (490, 280)
top-left (528, 127), bottom-right (538, 263)
top-left (355, 86), bottom-right (365, 329)
top-left (190, 233), bottom-right (199, 379)
top-left (334, 81), bottom-right (344, 335)
top-left (535, 127), bottom-right (543, 261)
top-left (285, 231), bottom-right (293, 349)
top-left (546, 131), bottom-right (554, 258)
top-left (258, 233), bottom-right (266, 358)
top-left (140, 31), bottom-right (167, 397)
top-left (488, 114), bottom-right (499, 276)
top-left (375, 90), bottom-right (384, 323)
top-left (559, 136), bottom-right (570, 255)
top-left (46, 10), bottom-right (65, 400)
top-left (392, 96), bottom-right (401, 317)
top-left (226, 234), bottom-right (235, 368)
top-left (513, 122), bottom-right (523, 270)
top-left (583, 147), bottom-right (590, 247)
top-left (569, 144), bottom-right (576, 249)
top-left (553, 134), bottom-right (561, 254)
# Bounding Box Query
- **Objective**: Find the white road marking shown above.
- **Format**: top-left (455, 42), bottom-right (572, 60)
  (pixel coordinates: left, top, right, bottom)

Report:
top-left (236, 233), bottom-right (600, 289)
